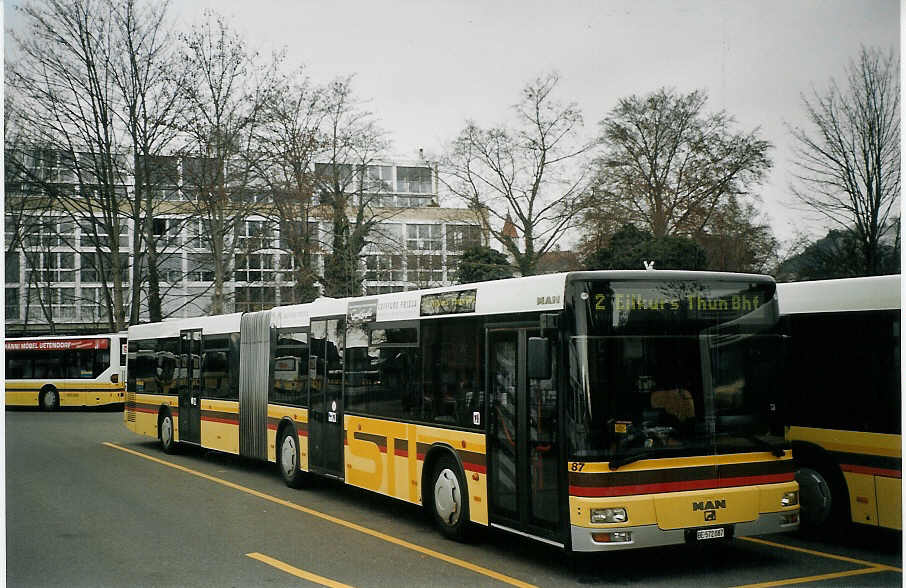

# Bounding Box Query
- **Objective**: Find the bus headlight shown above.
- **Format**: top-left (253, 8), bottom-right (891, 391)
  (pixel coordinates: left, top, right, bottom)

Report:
top-left (591, 507), bottom-right (627, 524)
top-left (781, 491), bottom-right (799, 507)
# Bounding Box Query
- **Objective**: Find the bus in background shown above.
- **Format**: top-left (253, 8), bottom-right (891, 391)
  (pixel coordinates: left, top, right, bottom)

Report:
top-left (125, 271), bottom-right (799, 552)
top-left (5, 333), bottom-right (127, 409)
top-left (778, 275), bottom-right (901, 530)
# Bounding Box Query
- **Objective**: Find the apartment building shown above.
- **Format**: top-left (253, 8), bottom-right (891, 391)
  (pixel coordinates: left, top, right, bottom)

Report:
top-left (4, 154), bottom-right (485, 336)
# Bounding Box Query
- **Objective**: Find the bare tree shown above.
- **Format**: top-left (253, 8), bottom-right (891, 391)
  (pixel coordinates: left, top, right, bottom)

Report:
top-left (108, 0), bottom-right (188, 322)
top-left (8, 0), bottom-right (134, 331)
top-left (254, 68), bottom-right (326, 304)
top-left (443, 73), bottom-right (591, 276)
top-left (316, 77), bottom-right (392, 298)
top-left (790, 46), bottom-right (900, 275)
top-left (593, 88), bottom-right (772, 239)
top-left (178, 13), bottom-right (277, 314)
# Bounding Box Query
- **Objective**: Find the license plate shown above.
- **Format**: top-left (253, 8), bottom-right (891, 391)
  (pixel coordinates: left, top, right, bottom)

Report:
top-left (696, 528), bottom-right (725, 541)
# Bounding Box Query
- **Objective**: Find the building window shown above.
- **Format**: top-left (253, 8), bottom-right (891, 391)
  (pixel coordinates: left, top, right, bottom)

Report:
top-left (187, 253), bottom-right (214, 282)
top-left (158, 253), bottom-right (183, 283)
top-left (26, 251), bottom-right (75, 282)
top-left (396, 166), bottom-right (432, 194)
top-left (79, 252), bottom-right (129, 284)
top-left (238, 220), bottom-right (275, 251)
top-left (407, 254), bottom-right (444, 285)
top-left (6, 253), bottom-right (20, 283)
top-left (6, 287), bottom-right (19, 320)
top-left (234, 252), bottom-right (275, 283)
top-left (235, 286), bottom-right (276, 312)
top-left (406, 224), bottom-right (441, 251)
top-left (446, 224), bottom-right (482, 251)
top-left (25, 217), bottom-right (75, 248)
top-left (79, 218), bottom-right (128, 249)
top-left (365, 255), bottom-right (403, 282)
top-left (80, 286), bottom-right (102, 321)
top-left (365, 165), bottom-right (393, 191)
top-left (26, 287), bottom-right (77, 320)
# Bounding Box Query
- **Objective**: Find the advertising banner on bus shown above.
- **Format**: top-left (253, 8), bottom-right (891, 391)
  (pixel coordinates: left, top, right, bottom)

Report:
top-left (5, 338), bottom-right (109, 351)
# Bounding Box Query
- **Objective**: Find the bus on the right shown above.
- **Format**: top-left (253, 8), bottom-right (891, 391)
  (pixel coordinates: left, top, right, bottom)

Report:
top-left (778, 275), bottom-right (901, 530)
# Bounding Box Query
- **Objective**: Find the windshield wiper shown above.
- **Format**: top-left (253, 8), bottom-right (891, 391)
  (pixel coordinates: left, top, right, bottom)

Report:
top-left (608, 447), bottom-right (677, 470)
top-left (744, 434), bottom-right (786, 457)
top-left (718, 432), bottom-right (785, 457)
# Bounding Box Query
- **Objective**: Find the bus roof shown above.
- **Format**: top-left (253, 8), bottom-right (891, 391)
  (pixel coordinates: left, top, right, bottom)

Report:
top-left (128, 313), bottom-right (243, 339)
top-left (126, 270), bottom-right (777, 336)
top-left (777, 275), bottom-right (901, 315)
top-left (5, 333), bottom-right (117, 342)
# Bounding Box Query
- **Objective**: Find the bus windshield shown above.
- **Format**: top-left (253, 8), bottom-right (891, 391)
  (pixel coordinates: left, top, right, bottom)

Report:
top-left (566, 278), bottom-right (783, 462)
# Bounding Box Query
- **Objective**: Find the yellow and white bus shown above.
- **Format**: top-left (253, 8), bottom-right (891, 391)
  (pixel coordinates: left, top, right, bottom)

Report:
top-left (778, 275), bottom-right (901, 530)
top-left (125, 271), bottom-right (799, 551)
top-left (5, 333), bottom-right (127, 409)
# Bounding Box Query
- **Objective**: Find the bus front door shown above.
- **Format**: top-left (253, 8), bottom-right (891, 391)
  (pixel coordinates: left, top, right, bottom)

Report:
top-left (309, 318), bottom-right (345, 478)
top-left (178, 329), bottom-right (202, 445)
top-left (487, 327), bottom-right (562, 544)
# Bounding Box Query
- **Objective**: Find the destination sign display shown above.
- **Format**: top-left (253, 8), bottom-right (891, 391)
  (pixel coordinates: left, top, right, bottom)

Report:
top-left (592, 292), bottom-right (765, 313)
top-left (5, 338), bottom-right (109, 351)
top-left (575, 279), bottom-right (777, 334)
top-left (420, 289), bottom-right (477, 316)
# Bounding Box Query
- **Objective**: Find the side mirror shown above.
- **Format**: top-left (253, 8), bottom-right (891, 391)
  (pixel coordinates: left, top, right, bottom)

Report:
top-left (527, 337), bottom-right (551, 380)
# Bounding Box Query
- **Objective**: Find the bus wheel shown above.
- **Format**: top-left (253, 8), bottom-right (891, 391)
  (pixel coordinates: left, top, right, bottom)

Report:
top-left (796, 466), bottom-right (836, 529)
top-left (278, 428), bottom-right (305, 488)
top-left (159, 412), bottom-right (177, 454)
top-left (431, 454), bottom-right (470, 540)
top-left (40, 387), bottom-right (59, 411)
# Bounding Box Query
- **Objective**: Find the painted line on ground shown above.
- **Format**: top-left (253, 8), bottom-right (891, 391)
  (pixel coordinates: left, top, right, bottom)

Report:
top-left (103, 442), bottom-right (536, 588)
top-left (739, 536), bottom-right (902, 572)
top-left (247, 552), bottom-right (355, 587)
top-left (731, 565), bottom-right (888, 588)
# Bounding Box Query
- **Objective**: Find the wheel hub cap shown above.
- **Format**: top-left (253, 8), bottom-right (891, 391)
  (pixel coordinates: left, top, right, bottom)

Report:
top-left (434, 468), bottom-right (461, 525)
top-left (282, 437), bottom-right (297, 476)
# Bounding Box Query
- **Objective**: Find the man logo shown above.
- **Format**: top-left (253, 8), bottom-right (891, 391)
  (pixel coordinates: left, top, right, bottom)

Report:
top-left (692, 499), bottom-right (726, 511)
top-left (704, 510), bottom-right (717, 521)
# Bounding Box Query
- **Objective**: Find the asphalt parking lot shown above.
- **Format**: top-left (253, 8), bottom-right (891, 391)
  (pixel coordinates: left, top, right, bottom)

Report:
top-left (6, 409), bottom-right (902, 587)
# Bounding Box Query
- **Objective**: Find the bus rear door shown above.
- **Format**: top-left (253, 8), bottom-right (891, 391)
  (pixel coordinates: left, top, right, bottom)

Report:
top-left (178, 329), bottom-right (202, 444)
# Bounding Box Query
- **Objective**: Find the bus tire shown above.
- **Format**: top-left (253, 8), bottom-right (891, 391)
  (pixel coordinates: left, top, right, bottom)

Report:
top-left (159, 410), bottom-right (178, 454)
top-left (278, 426), bottom-right (305, 488)
top-left (795, 457), bottom-right (849, 531)
top-left (39, 386), bottom-right (59, 411)
top-left (430, 453), bottom-right (470, 541)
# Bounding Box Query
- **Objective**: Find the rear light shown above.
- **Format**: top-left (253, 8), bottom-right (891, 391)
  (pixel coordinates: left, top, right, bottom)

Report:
top-left (111, 374), bottom-right (119, 383)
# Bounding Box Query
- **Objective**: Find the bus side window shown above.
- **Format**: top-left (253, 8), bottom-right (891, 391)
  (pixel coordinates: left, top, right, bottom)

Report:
top-left (421, 318), bottom-right (482, 429)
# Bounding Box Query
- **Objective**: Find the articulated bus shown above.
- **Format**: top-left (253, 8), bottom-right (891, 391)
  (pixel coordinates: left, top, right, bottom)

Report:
top-left (778, 275), bottom-right (901, 530)
top-left (5, 333), bottom-right (127, 409)
top-left (125, 271), bottom-right (799, 551)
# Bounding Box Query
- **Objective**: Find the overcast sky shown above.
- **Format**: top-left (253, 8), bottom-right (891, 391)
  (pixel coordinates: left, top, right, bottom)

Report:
top-left (4, 0), bottom-right (900, 247)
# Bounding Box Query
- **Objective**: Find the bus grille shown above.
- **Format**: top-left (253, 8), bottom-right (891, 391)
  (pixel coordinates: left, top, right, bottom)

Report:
top-left (125, 392), bottom-right (136, 422)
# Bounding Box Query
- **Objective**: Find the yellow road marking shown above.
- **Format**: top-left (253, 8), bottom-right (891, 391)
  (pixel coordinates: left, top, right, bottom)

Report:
top-left (247, 552), bottom-right (355, 587)
top-left (731, 566), bottom-right (889, 588)
top-left (740, 536), bottom-right (902, 572)
top-left (104, 442), bottom-right (536, 588)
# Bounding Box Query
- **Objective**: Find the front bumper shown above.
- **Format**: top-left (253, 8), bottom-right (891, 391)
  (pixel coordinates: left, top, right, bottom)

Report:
top-left (570, 510), bottom-right (799, 552)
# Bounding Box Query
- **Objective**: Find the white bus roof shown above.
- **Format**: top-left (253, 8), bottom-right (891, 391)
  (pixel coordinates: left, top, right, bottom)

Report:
top-left (5, 333), bottom-right (118, 342)
top-left (128, 313), bottom-right (243, 339)
top-left (777, 275), bottom-right (901, 315)
top-left (126, 270), bottom-right (777, 335)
